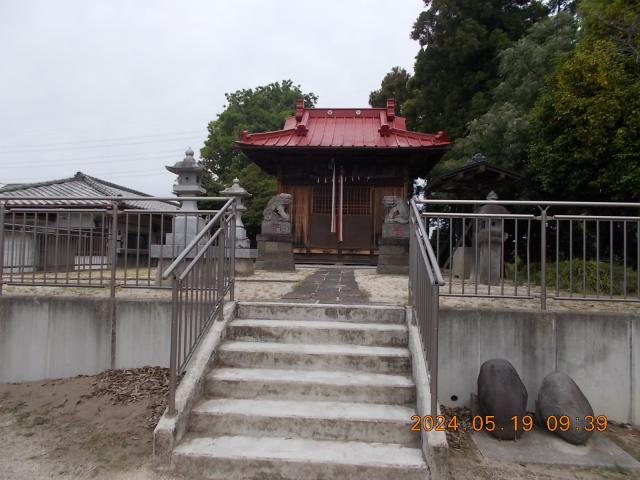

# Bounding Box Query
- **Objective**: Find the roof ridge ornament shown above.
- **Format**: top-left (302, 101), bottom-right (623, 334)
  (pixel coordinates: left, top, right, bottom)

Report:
top-left (378, 111), bottom-right (391, 137)
top-left (295, 98), bottom-right (304, 121)
top-left (386, 98), bottom-right (395, 121)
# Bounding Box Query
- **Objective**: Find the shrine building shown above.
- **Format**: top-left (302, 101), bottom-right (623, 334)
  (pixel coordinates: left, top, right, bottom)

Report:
top-left (236, 99), bottom-right (450, 262)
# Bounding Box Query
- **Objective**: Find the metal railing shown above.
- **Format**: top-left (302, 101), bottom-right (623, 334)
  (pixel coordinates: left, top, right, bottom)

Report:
top-left (0, 197), bottom-right (233, 292)
top-left (163, 198), bottom-right (236, 415)
top-left (409, 199), bottom-right (445, 417)
top-left (0, 196), bottom-right (237, 414)
top-left (418, 199), bottom-right (640, 309)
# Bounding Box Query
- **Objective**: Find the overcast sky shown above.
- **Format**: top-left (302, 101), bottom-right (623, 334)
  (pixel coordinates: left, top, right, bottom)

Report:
top-left (0, 0), bottom-right (424, 195)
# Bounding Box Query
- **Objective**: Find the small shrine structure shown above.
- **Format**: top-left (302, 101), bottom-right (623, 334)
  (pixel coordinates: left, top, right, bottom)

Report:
top-left (236, 99), bottom-right (450, 262)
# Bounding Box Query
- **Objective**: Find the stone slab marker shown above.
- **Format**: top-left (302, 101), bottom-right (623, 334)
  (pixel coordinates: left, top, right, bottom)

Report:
top-left (255, 193), bottom-right (295, 271)
top-left (377, 196), bottom-right (410, 274)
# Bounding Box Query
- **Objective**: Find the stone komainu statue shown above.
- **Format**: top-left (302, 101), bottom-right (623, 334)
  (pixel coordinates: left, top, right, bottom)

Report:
top-left (262, 193), bottom-right (293, 222)
top-left (383, 196), bottom-right (409, 224)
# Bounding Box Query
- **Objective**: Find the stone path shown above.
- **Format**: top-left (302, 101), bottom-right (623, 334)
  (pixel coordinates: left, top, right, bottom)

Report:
top-left (281, 268), bottom-right (368, 304)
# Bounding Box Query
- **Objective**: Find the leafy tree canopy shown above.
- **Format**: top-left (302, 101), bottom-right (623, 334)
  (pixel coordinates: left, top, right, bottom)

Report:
top-left (445, 12), bottom-right (577, 173)
top-left (200, 80), bottom-right (318, 238)
top-left (403, 0), bottom-right (549, 138)
top-left (368, 67), bottom-right (411, 114)
top-left (579, 0), bottom-right (640, 68)
top-left (529, 38), bottom-right (640, 201)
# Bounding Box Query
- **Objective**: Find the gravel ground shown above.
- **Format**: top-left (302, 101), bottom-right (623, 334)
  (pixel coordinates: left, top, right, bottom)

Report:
top-left (355, 269), bottom-right (640, 313)
top-left (2, 267), bottom-right (317, 302)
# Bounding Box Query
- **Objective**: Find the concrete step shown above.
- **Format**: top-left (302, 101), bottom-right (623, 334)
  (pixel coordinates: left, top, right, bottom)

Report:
top-left (172, 434), bottom-right (429, 480)
top-left (206, 367), bottom-right (416, 404)
top-left (217, 341), bottom-right (411, 374)
top-left (237, 302), bottom-right (405, 324)
top-left (227, 318), bottom-right (408, 347)
top-left (190, 398), bottom-right (418, 446)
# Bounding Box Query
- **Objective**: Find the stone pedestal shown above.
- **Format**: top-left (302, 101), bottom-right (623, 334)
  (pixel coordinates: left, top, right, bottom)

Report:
top-left (255, 233), bottom-right (295, 271)
top-left (235, 248), bottom-right (258, 276)
top-left (377, 236), bottom-right (409, 274)
top-left (473, 228), bottom-right (506, 285)
top-left (452, 247), bottom-right (474, 279)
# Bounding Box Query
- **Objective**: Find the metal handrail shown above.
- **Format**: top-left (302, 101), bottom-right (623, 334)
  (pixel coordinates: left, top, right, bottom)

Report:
top-left (409, 199), bottom-right (444, 417)
top-left (162, 198), bottom-right (234, 280)
top-left (166, 198), bottom-right (236, 415)
top-left (411, 200), bottom-right (445, 286)
top-left (177, 215), bottom-right (233, 282)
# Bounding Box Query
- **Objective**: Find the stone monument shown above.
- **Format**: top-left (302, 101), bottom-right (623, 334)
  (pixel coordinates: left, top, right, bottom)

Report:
top-left (255, 193), bottom-right (295, 271)
top-left (150, 148), bottom-right (207, 284)
top-left (472, 191), bottom-right (508, 285)
top-left (219, 178), bottom-right (257, 276)
top-left (474, 359), bottom-right (528, 440)
top-left (377, 196), bottom-right (410, 274)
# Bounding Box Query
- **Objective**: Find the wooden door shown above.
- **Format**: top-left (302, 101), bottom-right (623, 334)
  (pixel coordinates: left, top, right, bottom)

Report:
top-left (309, 184), bottom-right (372, 250)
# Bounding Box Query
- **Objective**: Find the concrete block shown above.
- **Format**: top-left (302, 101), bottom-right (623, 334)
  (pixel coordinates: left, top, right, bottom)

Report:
top-left (556, 313), bottom-right (632, 422)
top-left (189, 398), bottom-right (418, 446)
top-left (205, 367), bottom-right (416, 405)
top-left (0, 295), bottom-right (111, 383)
top-left (378, 254), bottom-right (410, 266)
top-left (217, 341), bottom-right (411, 374)
top-left (227, 319), bottom-right (408, 347)
top-left (172, 435), bottom-right (429, 480)
top-left (378, 244), bottom-right (409, 255)
top-left (115, 298), bottom-right (171, 369)
top-left (377, 264), bottom-right (410, 274)
top-left (234, 257), bottom-right (254, 276)
top-left (236, 302), bottom-right (405, 324)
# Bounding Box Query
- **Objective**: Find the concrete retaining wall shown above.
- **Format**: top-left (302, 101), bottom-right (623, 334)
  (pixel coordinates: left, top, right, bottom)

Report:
top-left (0, 295), bottom-right (171, 383)
top-left (438, 307), bottom-right (640, 424)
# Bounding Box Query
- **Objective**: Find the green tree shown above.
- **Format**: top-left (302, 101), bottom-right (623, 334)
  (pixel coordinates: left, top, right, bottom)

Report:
top-left (446, 12), bottom-right (577, 172)
top-left (529, 39), bottom-right (640, 200)
top-left (200, 80), bottom-right (318, 238)
top-left (368, 67), bottom-right (411, 114)
top-left (403, 0), bottom-right (548, 138)
top-left (579, 0), bottom-right (640, 68)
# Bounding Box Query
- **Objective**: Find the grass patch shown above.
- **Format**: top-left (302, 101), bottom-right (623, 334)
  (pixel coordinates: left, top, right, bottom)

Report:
top-left (505, 258), bottom-right (638, 296)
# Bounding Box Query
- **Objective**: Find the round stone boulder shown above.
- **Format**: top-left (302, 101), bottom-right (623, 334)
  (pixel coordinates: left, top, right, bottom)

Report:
top-left (536, 372), bottom-right (594, 445)
top-left (477, 359), bottom-right (528, 440)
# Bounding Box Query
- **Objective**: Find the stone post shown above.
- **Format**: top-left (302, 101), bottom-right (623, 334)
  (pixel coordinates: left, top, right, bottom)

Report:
top-left (472, 191), bottom-right (509, 285)
top-left (377, 196), bottom-right (410, 274)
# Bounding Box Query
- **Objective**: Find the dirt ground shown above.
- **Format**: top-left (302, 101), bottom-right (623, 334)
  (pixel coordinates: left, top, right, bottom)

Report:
top-left (0, 368), bottom-right (182, 480)
top-left (1, 374), bottom-right (639, 480)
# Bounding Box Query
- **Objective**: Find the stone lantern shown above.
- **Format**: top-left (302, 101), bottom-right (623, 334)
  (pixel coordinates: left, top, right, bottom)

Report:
top-left (150, 148), bottom-right (207, 284)
top-left (220, 178), bottom-right (250, 249)
top-left (472, 191), bottom-right (509, 285)
top-left (219, 178), bottom-right (257, 276)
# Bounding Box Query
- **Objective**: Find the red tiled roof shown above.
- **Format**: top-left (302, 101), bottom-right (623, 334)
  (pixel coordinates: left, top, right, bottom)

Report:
top-left (236, 99), bottom-right (450, 149)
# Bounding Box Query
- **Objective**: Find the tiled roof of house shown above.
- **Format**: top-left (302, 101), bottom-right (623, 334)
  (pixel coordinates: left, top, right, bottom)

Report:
top-left (0, 172), bottom-right (178, 210)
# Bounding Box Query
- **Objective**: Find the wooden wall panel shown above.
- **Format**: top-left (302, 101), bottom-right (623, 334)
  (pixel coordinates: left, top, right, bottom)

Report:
top-left (280, 183), bottom-right (310, 246)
